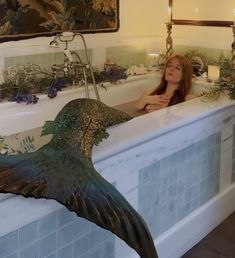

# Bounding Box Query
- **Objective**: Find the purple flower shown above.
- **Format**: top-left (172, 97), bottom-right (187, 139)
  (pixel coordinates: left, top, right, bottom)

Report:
top-left (9, 93), bottom-right (39, 104)
top-left (47, 78), bottom-right (65, 98)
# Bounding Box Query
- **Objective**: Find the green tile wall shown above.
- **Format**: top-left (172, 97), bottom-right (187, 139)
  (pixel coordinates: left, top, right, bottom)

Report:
top-left (4, 50), bottom-right (92, 72)
top-left (4, 44), bottom-right (230, 74)
top-left (174, 45), bottom-right (230, 62)
top-left (106, 45), bottom-right (147, 68)
top-left (139, 133), bottom-right (221, 238)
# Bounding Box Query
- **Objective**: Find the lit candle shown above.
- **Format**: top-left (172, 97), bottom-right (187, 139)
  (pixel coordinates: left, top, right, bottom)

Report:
top-left (168, 6), bottom-right (172, 23)
top-left (208, 65), bottom-right (220, 82)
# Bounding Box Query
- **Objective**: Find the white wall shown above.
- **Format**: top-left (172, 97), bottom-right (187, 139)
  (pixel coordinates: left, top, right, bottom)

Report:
top-left (0, 0), bottom-right (167, 81)
top-left (171, 0), bottom-right (233, 49)
top-left (0, 0), bottom-right (233, 71)
top-left (0, 0), bottom-right (167, 53)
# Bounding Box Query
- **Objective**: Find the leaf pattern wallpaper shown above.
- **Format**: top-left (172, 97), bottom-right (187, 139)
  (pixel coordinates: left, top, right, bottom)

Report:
top-left (0, 0), bottom-right (119, 42)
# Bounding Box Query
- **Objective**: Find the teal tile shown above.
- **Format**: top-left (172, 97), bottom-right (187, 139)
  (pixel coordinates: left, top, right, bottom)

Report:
top-left (159, 212), bottom-right (177, 235)
top-left (138, 132), bottom-right (221, 236)
top-left (168, 184), bottom-right (177, 198)
top-left (78, 253), bottom-right (90, 258)
top-left (139, 181), bottom-right (155, 200)
top-left (199, 186), bottom-right (218, 205)
top-left (73, 235), bottom-right (89, 257)
top-left (89, 228), bottom-right (103, 249)
top-left (175, 191), bottom-right (186, 205)
top-left (159, 156), bottom-right (170, 172)
top-left (102, 229), bottom-right (114, 241)
top-left (39, 211), bottom-right (57, 238)
top-left (20, 242), bottom-right (38, 258)
top-left (19, 221), bottom-right (38, 248)
top-left (177, 202), bottom-right (193, 221)
top-left (58, 244), bottom-right (73, 258)
top-left (139, 162), bottom-right (159, 183)
top-left (39, 232), bottom-right (56, 258)
top-left (6, 253), bottom-right (18, 258)
top-left (46, 253), bottom-right (56, 258)
top-left (167, 168), bottom-right (178, 185)
top-left (138, 196), bottom-right (151, 216)
top-left (57, 208), bottom-right (77, 228)
top-left (57, 218), bottom-right (90, 247)
top-left (158, 189), bottom-right (168, 207)
top-left (88, 247), bottom-right (102, 258)
top-left (99, 238), bottom-right (115, 258)
top-left (0, 230), bottom-right (18, 258)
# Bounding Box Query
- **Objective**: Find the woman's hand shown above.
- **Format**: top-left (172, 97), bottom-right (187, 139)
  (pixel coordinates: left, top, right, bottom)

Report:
top-left (136, 89), bottom-right (170, 111)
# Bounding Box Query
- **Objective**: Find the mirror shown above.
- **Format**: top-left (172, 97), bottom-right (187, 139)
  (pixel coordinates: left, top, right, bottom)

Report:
top-left (169, 0), bottom-right (235, 27)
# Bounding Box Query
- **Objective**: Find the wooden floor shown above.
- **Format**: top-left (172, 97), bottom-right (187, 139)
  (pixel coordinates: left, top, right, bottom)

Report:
top-left (181, 212), bottom-right (235, 258)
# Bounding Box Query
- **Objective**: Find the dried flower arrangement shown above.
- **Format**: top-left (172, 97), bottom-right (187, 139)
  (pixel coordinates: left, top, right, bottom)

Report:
top-left (0, 63), bottom-right (128, 104)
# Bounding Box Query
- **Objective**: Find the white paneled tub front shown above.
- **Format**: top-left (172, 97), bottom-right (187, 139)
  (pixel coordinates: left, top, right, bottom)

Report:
top-left (0, 73), bottom-right (234, 258)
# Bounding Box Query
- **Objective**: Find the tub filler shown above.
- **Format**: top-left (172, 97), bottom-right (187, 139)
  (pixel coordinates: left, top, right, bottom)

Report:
top-left (0, 74), bottom-right (235, 258)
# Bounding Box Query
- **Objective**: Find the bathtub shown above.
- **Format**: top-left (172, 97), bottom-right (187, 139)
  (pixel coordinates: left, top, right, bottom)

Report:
top-left (0, 73), bottom-right (235, 258)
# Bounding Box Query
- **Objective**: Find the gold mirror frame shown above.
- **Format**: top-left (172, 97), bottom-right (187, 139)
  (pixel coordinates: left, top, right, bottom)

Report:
top-left (169, 0), bottom-right (234, 27)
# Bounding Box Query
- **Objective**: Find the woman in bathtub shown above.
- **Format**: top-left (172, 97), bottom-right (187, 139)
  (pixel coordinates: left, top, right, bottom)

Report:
top-left (136, 54), bottom-right (195, 113)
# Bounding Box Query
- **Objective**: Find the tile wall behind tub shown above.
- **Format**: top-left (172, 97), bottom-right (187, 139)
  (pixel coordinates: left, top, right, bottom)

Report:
top-left (105, 45), bottom-right (147, 68)
top-left (0, 207), bottom-right (115, 258)
top-left (4, 50), bottom-right (92, 71)
top-left (4, 45), bottom-right (147, 72)
top-left (174, 45), bottom-right (230, 64)
top-left (138, 132), bottom-right (221, 238)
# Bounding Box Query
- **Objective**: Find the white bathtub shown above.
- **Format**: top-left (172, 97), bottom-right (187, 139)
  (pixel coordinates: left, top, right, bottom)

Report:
top-left (0, 72), bottom-right (210, 135)
top-left (0, 74), bottom-right (235, 258)
top-left (0, 73), bottom-right (157, 135)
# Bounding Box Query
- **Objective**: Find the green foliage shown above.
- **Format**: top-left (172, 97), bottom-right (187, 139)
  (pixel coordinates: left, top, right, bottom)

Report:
top-left (201, 86), bottom-right (224, 101)
top-left (184, 49), bottom-right (216, 73)
top-left (201, 75), bottom-right (235, 101)
top-left (0, 63), bottom-right (127, 102)
top-left (183, 49), bottom-right (233, 78)
top-left (0, 64), bottom-right (54, 99)
top-left (41, 121), bottom-right (55, 136)
top-left (217, 55), bottom-right (233, 78)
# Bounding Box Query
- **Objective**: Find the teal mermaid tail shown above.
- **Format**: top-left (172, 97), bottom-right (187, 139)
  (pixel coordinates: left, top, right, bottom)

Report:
top-left (0, 99), bottom-right (158, 258)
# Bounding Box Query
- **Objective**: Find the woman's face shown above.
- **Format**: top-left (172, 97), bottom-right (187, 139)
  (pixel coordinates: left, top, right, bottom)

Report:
top-left (165, 58), bottom-right (183, 84)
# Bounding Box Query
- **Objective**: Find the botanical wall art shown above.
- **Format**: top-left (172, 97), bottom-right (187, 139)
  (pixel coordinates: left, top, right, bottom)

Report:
top-left (0, 0), bottom-right (119, 42)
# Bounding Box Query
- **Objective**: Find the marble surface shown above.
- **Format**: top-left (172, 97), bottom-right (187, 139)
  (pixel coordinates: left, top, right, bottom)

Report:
top-left (92, 95), bottom-right (235, 163)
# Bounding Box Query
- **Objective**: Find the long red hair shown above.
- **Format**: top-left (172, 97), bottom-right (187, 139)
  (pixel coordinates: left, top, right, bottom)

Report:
top-left (153, 54), bottom-right (193, 106)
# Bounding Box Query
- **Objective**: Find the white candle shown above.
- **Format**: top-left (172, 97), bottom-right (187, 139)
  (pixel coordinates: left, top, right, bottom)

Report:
top-left (208, 65), bottom-right (220, 82)
top-left (168, 7), bottom-right (172, 23)
top-left (147, 53), bottom-right (159, 68)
